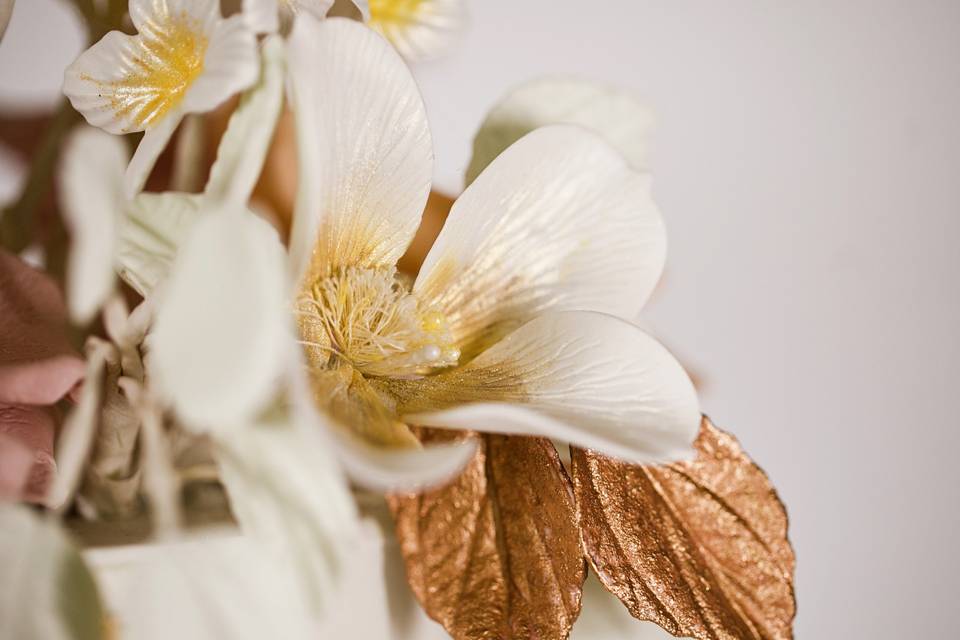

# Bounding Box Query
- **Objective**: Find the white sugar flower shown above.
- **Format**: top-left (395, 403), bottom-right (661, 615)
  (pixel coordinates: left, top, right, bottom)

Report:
top-left (278, 17), bottom-right (699, 489)
top-left (63, 0), bottom-right (259, 197)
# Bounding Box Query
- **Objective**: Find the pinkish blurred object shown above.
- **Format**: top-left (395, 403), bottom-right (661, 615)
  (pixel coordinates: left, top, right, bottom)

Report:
top-left (0, 250), bottom-right (84, 503)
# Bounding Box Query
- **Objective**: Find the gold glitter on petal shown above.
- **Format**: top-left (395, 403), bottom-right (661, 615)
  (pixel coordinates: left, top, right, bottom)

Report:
top-left (92, 11), bottom-right (208, 129)
top-left (388, 430), bottom-right (586, 640)
top-left (571, 417), bottom-right (796, 640)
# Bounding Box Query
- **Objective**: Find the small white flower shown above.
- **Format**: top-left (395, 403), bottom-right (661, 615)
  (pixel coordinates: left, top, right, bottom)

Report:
top-left (62, 0), bottom-right (260, 197)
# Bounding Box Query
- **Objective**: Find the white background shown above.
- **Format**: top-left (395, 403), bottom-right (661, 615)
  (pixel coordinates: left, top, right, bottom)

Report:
top-left (2, 1), bottom-right (959, 637)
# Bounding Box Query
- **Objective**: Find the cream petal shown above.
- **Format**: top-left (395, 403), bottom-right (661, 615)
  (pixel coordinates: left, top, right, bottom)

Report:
top-left (125, 111), bottom-right (182, 198)
top-left (204, 35), bottom-right (284, 207)
top-left (57, 127), bottom-right (126, 323)
top-left (287, 17), bottom-right (432, 281)
top-left (150, 207), bottom-right (289, 431)
top-left (367, 0), bottom-right (466, 62)
top-left (129, 0), bottom-right (221, 33)
top-left (242, 0), bottom-right (280, 34)
top-left (180, 15), bottom-right (260, 115)
top-left (47, 338), bottom-right (114, 510)
top-left (327, 427), bottom-right (478, 493)
top-left (87, 536), bottom-right (319, 640)
top-left (415, 125), bottom-right (666, 353)
top-left (394, 311), bottom-right (700, 465)
top-left (118, 192), bottom-right (204, 297)
top-left (466, 78), bottom-right (655, 186)
top-left (215, 419), bottom-right (357, 613)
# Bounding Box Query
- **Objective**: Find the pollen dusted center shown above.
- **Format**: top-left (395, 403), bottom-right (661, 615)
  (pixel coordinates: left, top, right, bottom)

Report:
top-left (297, 266), bottom-right (459, 379)
top-left (103, 11), bottom-right (208, 129)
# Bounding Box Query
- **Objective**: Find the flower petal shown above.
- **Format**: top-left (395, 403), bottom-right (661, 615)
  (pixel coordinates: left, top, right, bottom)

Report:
top-left (287, 17), bottom-right (432, 281)
top-left (204, 35), bottom-right (285, 207)
top-left (58, 126), bottom-right (126, 323)
top-left (415, 125), bottom-right (666, 354)
top-left (367, 0), bottom-right (466, 62)
top-left (0, 504), bottom-right (105, 640)
top-left (181, 15), bottom-right (259, 115)
top-left (466, 78), bottom-right (655, 186)
top-left (389, 311), bottom-right (700, 464)
top-left (150, 207), bottom-right (289, 431)
top-left (326, 426), bottom-right (478, 493)
top-left (117, 192), bottom-right (203, 297)
top-left (128, 0), bottom-right (221, 33)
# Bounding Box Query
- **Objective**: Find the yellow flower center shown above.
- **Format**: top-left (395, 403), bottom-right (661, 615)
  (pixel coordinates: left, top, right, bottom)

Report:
top-left (97, 11), bottom-right (208, 129)
top-left (369, 0), bottom-right (426, 26)
top-left (297, 266), bottom-right (459, 379)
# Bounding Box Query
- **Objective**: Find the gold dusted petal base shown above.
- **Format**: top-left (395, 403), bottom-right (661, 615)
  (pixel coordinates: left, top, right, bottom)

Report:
top-left (389, 430), bottom-right (586, 640)
top-left (571, 417), bottom-right (796, 640)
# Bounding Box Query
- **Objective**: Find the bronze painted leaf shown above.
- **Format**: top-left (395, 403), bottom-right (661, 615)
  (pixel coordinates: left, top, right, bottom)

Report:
top-left (388, 431), bottom-right (586, 640)
top-left (571, 417), bottom-right (796, 640)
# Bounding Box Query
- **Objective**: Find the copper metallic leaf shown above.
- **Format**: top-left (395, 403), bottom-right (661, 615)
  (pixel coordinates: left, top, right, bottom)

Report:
top-left (388, 430), bottom-right (586, 640)
top-left (571, 417), bottom-right (796, 640)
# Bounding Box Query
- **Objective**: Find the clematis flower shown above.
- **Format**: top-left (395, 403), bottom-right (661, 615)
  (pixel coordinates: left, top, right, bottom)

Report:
top-left (0, 0), bottom-right (13, 43)
top-left (62, 0), bottom-right (260, 197)
top-left (280, 17), bottom-right (699, 488)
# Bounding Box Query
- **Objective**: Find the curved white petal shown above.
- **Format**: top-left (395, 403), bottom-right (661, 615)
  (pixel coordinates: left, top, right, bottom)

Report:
top-left (204, 35), bottom-right (285, 207)
top-left (466, 78), bottom-right (655, 185)
top-left (216, 419), bottom-right (357, 613)
top-left (367, 0), bottom-right (466, 62)
top-left (415, 125), bottom-right (666, 351)
top-left (328, 426), bottom-right (478, 493)
top-left (287, 17), bottom-right (432, 281)
top-left (181, 15), bottom-right (260, 115)
top-left (58, 127), bottom-right (126, 323)
top-left (118, 192), bottom-right (204, 297)
top-left (150, 208), bottom-right (289, 431)
top-left (396, 311), bottom-right (700, 465)
top-left (125, 111), bottom-right (182, 198)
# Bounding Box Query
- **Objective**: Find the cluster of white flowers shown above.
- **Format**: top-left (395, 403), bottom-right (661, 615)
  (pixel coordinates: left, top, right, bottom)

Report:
top-left (1, 1), bottom-right (700, 638)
